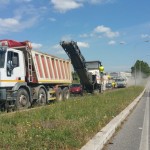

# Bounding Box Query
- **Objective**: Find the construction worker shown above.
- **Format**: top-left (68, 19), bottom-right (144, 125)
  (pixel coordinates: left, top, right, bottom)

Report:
top-left (107, 74), bottom-right (111, 80)
top-left (99, 65), bottom-right (105, 92)
top-left (103, 73), bottom-right (108, 91)
top-left (99, 65), bottom-right (104, 77)
top-left (112, 80), bottom-right (116, 88)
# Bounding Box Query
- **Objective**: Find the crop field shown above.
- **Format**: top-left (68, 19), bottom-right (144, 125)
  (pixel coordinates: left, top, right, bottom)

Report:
top-left (0, 86), bottom-right (144, 150)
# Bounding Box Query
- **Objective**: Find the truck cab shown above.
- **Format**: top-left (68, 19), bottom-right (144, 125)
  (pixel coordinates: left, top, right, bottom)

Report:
top-left (0, 47), bottom-right (26, 87)
top-left (0, 41), bottom-right (28, 110)
top-left (85, 61), bottom-right (101, 85)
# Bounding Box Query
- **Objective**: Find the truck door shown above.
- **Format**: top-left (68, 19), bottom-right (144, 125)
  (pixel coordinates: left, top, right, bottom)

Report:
top-left (5, 51), bottom-right (25, 87)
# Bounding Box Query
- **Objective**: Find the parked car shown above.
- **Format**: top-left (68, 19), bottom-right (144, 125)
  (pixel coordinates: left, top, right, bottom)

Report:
top-left (70, 83), bottom-right (83, 95)
top-left (115, 78), bottom-right (127, 88)
top-left (106, 82), bottom-right (112, 89)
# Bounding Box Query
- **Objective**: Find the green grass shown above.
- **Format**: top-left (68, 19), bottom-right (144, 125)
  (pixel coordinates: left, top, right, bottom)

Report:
top-left (0, 86), bottom-right (144, 150)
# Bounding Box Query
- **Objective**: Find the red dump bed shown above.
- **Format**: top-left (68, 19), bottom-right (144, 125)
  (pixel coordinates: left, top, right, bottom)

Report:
top-left (31, 50), bottom-right (72, 84)
top-left (0, 39), bottom-right (31, 48)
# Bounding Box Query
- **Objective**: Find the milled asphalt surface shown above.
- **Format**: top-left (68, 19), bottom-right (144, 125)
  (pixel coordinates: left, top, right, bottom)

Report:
top-left (80, 89), bottom-right (146, 150)
top-left (105, 91), bottom-right (149, 150)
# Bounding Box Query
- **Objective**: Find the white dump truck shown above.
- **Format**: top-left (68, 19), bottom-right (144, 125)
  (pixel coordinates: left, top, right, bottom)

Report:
top-left (0, 40), bottom-right (72, 111)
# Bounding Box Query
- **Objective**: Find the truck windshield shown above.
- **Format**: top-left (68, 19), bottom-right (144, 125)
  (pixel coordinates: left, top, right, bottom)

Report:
top-left (115, 78), bottom-right (124, 82)
top-left (0, 49), bottom-right (6, 68)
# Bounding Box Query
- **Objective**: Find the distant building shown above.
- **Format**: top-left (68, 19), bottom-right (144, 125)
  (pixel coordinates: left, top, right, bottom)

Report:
top-left (109, 71), bottom-right (132, 79)
top-left (109, 72), bottom-right (119, 78)
top-left (119, 72), bottom-right (132, 78)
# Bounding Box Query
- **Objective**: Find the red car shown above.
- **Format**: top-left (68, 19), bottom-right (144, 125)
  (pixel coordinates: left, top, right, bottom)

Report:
top-left (70, 84), bottom-right (83, 96)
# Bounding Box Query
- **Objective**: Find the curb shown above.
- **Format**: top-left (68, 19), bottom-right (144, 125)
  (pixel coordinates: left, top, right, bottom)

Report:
top-left (80, 89), bottom-right (146, 150)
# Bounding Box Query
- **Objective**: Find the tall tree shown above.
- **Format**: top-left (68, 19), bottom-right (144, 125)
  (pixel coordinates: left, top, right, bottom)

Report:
top-left (131, 60), bottom-right (150, 77)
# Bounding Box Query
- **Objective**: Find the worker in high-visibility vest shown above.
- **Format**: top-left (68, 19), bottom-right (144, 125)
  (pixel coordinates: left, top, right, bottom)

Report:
top-left (99, 65), bottom-right (105, 92)
top-left (112, 81), bottom-right (116, 88)
top-left (99, 65), bottom-right (104, 77)
top-left (107, 75), bottom-right (111, 80)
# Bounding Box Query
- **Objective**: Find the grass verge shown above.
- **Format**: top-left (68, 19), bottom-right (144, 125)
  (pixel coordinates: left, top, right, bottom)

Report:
top-left (0, 86), bottom-right (144, 150)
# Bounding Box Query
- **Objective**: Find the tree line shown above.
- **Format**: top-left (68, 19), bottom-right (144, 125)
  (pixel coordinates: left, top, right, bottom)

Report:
top-left (131, 60), bottom-right (150, 77)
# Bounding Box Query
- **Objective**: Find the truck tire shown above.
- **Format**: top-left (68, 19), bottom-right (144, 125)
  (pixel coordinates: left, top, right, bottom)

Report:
top-left (15, 88), bottom-right (30, 110)
top-left (56, 88), bottom-right (63, 101)
top-left (63, 87), bottom-right (70, 100)
top-left (37, 88), bottom-right (47, 106)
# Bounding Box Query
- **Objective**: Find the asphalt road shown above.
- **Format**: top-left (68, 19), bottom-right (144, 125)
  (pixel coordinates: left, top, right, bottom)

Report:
top-left (104, 86), bottom-right (150, 150)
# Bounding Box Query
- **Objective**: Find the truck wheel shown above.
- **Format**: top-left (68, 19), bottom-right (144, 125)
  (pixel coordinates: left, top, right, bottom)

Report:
top-left (37, 88), bottom-right (47, 106)
top-left (63, 87), bottom-right (70, 100)
top-left (15, 88), bottom-right (30, 110)
top-left (56, 88), bottom-right (63, 101)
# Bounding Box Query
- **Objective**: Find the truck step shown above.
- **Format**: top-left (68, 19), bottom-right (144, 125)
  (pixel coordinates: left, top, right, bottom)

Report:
top-left (48, 97), bottom-right (56, 100)
top-left (49, 90), bottom-right (55, 94)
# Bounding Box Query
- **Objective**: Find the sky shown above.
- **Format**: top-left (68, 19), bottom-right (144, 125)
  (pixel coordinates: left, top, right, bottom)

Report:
top-left (0, 0), bottom-right (150, 72)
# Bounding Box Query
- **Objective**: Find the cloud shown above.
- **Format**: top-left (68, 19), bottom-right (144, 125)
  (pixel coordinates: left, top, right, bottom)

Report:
top-left (0, 0), bottom-right (10, 4)
top-left (90, 0), bottom-right (115, 4)
top-left (0, 18), bottom-right (20, 27)
top-left (52, 44), bottom-right (61, 49)
top-left (39, 6), bottom-right (48, 12)
top-left (0, 0), bottom-right (32, 5)
top-left (108, 40), bottom-right (116, 45)
top-left (14, 5), bottom-right (39, 19)
top-left (79, 33), bottom-right (89, 38)
top-left (15, 0), bottom-right (32, 2)
top-left (0, 16), bottom-right (39, 35)
top-left (61, 35), bottom-right (73, 41)
top-left (52, 44), bottom-right (66, 54)
top-left (77, 41), bottom-right (89, 48)
top-left (119, 41), bottom-right (126, 45)
top-left (51, 0), bottom-right (83, 13)
top-left (48, 17), bottom-right (56, 22)
top-left (0, 4), bottom-right (46, 35)
top-left (94, 25), bottom-right (119, 38)
top-left (80, 25), bottom-right (119, 40)
top-left (79, 33), bottom-right (95, 38)
top-left (0, 18), bottom-right (20, 34)
top-left (50, 0), bottom-right (115, 13)
top-left (141, 34), bottom-right (150, 39)
top-left (32, 43), bottom-right (42, 49)
top-left (56, 50), bottom-right (66, 54)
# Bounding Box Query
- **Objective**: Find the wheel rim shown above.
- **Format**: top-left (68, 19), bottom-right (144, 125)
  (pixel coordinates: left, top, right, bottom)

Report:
top-left (38, 89), bottom-right (46, 105)
top-left (16, 88), bottom-right (30, 110)
top-left (65, 91), bottom-right (70, 99)
top-left (19, 95), bottom-right (28, 106)
top-left (58, 93), bottom-right (62, 101)
top-left (39, 93), bottom-right (45, 103)
top-left (63, 88), bottom-right (70, 100)
top-left (66, 92), bottom-right (69, 99)
top-left (56, 88), bottom-right (63, 101)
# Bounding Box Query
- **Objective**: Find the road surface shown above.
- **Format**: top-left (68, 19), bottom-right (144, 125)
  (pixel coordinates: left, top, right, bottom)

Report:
top-left (105, 86), bottom-right (150, 150)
